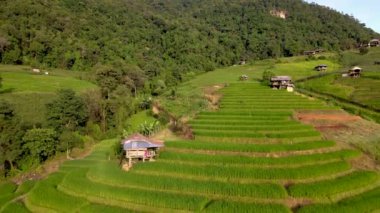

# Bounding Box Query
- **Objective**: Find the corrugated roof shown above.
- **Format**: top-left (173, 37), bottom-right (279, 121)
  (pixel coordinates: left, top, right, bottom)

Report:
top-left (121, 133), bottom-right (164, 150)
top-left (123, 141), bottom-right (163, 150)
top-left (271, 76), bottom-right (291, 81)
top-left (121, 133), bottom-right (163, 144)
top-left (350, 66), bottom-right (362, 71)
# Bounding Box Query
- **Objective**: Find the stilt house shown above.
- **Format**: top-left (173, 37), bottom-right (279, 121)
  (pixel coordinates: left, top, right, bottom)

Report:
top-left (121, 133), bottom-right (163, 167)
top-left (314, 64), bottom-right (328, 71)
top-left (270, 76), bottom-right (292, 89)
top-left (369, 39), bottom-right (380, 47)
top-left (347, 66), bottom-right (362, 77)
top-left (239, 74), bottom-right (248, 81)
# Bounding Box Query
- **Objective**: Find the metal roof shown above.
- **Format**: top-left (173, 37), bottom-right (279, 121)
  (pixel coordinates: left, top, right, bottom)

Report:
top-left (271, 76), bottom-right (291, 81)
top-left (350, 66), bottom-right (362, 71)
top-left (123, 141), bottom-right (163, 150)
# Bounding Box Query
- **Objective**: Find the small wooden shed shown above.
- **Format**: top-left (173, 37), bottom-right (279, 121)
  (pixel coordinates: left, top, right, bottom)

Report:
top-left (270, 76), bottom-right (292, 89)
top-left (121, 133), bottom-right (163, 168)
top-left (347, 66), bottom-right (362, 78)
top-left (239, 74), bottom-right (248, 81)
top-left (369, 39), bottom-right (380, 47)
top-left (304, 50), bottom-right (316, 56)
top-left (314, 64), bottom-right (328, 71)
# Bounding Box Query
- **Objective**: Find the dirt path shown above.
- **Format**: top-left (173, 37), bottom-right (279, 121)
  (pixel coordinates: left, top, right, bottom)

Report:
top-left (12, 144), bottom-right (94, 185)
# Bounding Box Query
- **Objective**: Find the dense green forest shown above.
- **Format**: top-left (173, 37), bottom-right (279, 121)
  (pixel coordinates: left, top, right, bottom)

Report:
top-left (0, 0), bottom-right (379, 178)
top-left (0, 0), bottom-right (378, 76)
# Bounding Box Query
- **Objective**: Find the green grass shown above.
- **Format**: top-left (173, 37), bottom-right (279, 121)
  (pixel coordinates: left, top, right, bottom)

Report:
top-left (193, 129), bottom-right (321, 138)
top-left (159, 149), bottom-right (360, 166)
top-left (4, 57), bottom-right (377, 212)
top-left (266, 59), bottom-right (341, 81)
top-left (190, 123), bottom-right (314, 131)
top-left (166, 140), bottom-right (333, 152)
top-left (0, 181), bottom-right (36, 211)
top-left (0, 65), bottom-right (98, 124)
top-left (299, 48), bottom-right (380, 111)
top-left (203, 200), bottom-right (291, 213)
top-left (0, 182), bottom-right (17, 197)
top-left (124, 110), bottom-right (157, 132)
top-left (27, 172), bottom-right (88, 212)
top-left (289, 171), bottom-right (379, 199)
top-left (1, 201), bottom-right (30, 213)
top-left (0, 65), bottom-right (97, 93)
top-left (79, 203), bottom-right (134, 213)
top-left (88, 162), bottom-right (288, 199)
top-left (133, 161), bottom-right (351, 180)
top-left (298, 186), bottom-right (380, 213)
top-left (59, 169), bottom-right (211, 211)
top-left (0, 93), bottom-right (55, 124)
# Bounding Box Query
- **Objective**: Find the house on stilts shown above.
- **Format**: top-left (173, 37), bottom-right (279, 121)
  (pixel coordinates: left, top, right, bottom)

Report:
top-left (121, 133), bottom-right (163, 170)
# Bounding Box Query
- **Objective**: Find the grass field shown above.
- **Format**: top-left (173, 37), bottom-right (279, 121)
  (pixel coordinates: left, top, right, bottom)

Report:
top-left (1, 51), bottom-right (380, 212)
top-left (158, 57), bottom-right (340, 117)
top-left (298, 48), bottom-right (380, 111)
top-left (2, 82), bottom-right (378, 212)
top-left (0, 65), bottom-right (98, 124)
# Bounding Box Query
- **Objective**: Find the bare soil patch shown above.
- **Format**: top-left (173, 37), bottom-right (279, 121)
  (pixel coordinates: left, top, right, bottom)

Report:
top-left (296, 110), bottom-right (380, 170)
top-left (203, 84), bottom-right (225, 110)
top-left (297, 113), bottom-right (361, 122)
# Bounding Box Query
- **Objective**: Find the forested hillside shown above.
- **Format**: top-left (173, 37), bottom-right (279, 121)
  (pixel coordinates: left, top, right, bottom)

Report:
top-left (0, 0), bottom-right (378, 79)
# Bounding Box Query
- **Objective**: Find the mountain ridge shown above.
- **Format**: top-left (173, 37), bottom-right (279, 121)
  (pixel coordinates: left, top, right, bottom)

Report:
top-left (0, 0), bottom-right (378, 78)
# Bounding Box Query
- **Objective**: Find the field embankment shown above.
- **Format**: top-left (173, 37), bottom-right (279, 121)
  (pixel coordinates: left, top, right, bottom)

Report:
top-left (2, 82), bottom-right (379, 212)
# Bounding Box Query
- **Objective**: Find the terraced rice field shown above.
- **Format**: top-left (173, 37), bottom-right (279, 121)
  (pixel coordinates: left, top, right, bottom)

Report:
top-left (4, 83), bottom-right (380, 212)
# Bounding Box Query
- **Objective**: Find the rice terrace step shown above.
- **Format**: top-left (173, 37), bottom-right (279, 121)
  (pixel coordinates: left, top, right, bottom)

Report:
top-left (3, 83), bottom-right (380, 212)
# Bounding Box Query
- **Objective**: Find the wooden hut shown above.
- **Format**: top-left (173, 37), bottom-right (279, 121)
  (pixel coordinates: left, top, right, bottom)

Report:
top-left (304, 50), bottom-right (316, 56)
top-left (369, 39), bottom-right (380, 47)
top-left (347, 66), bottom-right (362, 78)
top-left (314, 64), bottom-right (328, 71)
top-left (270, 76), bottom-right (292, 89)
top-left (121, 133), bottom-right (163, 168)
top-left (239, 74), bottom-right (248, 81)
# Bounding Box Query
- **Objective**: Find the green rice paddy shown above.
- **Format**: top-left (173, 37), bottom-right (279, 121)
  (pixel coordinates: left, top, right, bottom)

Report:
top-left (2, 82), bottom-right (379, 212)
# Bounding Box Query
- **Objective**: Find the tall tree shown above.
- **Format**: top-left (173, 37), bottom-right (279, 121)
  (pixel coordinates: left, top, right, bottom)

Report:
top-left (46, 89), bottom-right (88, 132)
top-left (22, 128), bottom-right (58, 166)
top-left (0, 101), bottom-right (25, 176)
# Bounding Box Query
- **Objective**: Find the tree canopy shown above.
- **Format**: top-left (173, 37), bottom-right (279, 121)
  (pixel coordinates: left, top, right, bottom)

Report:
top-left (0, 0), bottom-right (377, 80)
top-left (46, 89), bottom-right (88, 132)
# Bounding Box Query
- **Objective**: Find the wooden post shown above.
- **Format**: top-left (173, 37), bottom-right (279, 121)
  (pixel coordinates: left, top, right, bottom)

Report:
top-left (128, 157), bottom-right (132, 167)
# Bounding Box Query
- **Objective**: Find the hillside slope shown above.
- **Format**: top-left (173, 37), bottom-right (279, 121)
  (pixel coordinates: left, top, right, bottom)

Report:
top-left (2, 83), bottom-right (379, 212)
top-left (0, 0), bottom-right (378, 78)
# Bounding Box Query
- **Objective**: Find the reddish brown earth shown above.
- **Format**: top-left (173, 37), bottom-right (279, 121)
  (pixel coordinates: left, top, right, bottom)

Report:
top-left (296, 110), bottom-right (380, 170)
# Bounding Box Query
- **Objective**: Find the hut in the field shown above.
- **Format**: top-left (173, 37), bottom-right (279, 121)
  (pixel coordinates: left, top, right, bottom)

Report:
top-left (239, 74), bottom-right (248, 81)
top-left (121, 133), bottom-right (163, 169)
top-left (304, 50), bottom-right (316, 56)
top-left (304, 49), bottom-right (324, 56)
top-left (369, 39), bottom-right (380, 47)
top-left (239, 60), bottom-right (246, 65)
top-left (347, 66), bottom-right (362, 78)
top-left (314, 64), bottom-right (328, 71)
top-left (32, 68), bottom-right (40, 73)
top-left (270, 76), bottom-right (292, 89)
